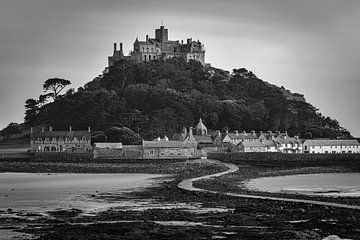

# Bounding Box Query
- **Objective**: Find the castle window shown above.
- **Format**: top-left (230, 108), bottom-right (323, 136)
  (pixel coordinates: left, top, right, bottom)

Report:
top-left (144, 55), bottom-right (147, 61)
top-left (149, 55), bottom-right (152, 61)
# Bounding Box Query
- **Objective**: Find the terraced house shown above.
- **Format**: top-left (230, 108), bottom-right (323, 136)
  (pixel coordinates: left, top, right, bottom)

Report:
top-left (303, 139), bottom-right (360, 154)
top-left (30, 127), bottom-right (92, 153)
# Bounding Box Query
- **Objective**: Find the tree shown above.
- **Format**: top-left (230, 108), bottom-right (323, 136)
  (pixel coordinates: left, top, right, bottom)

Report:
top-left (0, 123), bottom-right (21, 140)
top-left (105, 126), bottom-right (141, 145)
top-left (38, 93), bottom-right (54, 107)
top-left (24, 98), bottom-right (39, 126)
top-left (43, 78), bottom-right (71, 100)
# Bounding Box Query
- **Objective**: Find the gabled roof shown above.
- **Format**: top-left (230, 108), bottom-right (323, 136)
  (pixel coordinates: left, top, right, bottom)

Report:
top-left (262, 140), bottom-right (276, 147)
top-left (303, 139), bottom-right (360, 146)
top-left (142, 140), bottom-right (197, 148)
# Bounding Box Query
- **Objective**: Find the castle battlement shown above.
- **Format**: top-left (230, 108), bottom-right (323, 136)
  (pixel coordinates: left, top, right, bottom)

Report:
top-left (108, 26), bottom-right (205, 67)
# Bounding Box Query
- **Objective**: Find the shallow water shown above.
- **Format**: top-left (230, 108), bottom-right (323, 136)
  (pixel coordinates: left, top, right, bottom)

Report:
top-left (0, 172), bottom-right (166, 212)
top-left (245, 173), bottom-right (360, 197)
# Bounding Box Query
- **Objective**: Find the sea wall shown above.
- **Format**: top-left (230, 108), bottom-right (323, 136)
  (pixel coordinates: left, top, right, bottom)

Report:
top-left (208, 152), bottom-right (360, 167)
top-left (34, 152), bottom-right (93, 162)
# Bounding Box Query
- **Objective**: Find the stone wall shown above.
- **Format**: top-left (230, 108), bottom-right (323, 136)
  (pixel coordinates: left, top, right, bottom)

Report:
top-left (208, 152), bottom-right (360, 167)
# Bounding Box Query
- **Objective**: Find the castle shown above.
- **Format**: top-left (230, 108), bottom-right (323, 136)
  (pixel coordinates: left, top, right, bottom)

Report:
top-left (108, 26), bottom-right (205, 67)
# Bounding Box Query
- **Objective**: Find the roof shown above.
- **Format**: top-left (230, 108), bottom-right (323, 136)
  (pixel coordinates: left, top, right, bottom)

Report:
top-left (31, 131), bottom-right (90, 140)
top-left (262, 140), bottom-right (276, 147)
top-left (142, 140), bottom-right (197, 148)
top-left (240, 141), bottom-right (265, 148)
top-left (303, 139), bottom-right (360, 146)
top-left (94, 143), bottom-right (122, 149)
top-left (227, 133), bottom-right (258, 140)
top-left (193, 135), bottom-right (213, 144)
top-left (273, 137), bottom-right (301, 145)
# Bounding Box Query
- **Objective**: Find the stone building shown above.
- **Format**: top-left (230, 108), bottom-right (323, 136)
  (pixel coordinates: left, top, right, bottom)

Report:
top-left (30, 127), bottom-right (92, 153)
top-left (108, 25), bottom-right (205, 67)
top-left (142, 140), bottom-right (198, 159)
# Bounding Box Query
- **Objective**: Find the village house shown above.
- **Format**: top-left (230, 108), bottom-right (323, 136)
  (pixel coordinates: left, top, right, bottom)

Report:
top-left (30, 126), bottom-right (92, 153)
top-left (272, 136), bottom-right (303, 154)
top-left (238, 141), bottom-right (266, 153)
top-left (303, 139), bottom-right (360, 154)
top-left (93, 142), bottom-right (143, 159)
top-left (222, 130), bottom-right (258, 145)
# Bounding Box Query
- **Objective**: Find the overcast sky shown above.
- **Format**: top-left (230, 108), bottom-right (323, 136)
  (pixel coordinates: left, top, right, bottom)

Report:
top-left (1, 0), bottom-right (360, 136)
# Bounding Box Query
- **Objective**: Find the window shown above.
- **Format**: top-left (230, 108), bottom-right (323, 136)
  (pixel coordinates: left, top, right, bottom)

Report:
top-left (150, 150), bottom-right (154, 155)
top-left (144, 55), bottom-right (147, 61)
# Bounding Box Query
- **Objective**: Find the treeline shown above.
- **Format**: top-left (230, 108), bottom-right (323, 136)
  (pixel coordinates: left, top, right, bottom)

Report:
top-left (21, 58), bottom-right (351, 140)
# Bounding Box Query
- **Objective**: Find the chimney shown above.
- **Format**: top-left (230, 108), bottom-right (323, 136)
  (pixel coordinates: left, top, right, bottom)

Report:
top-left (41, 127), bottom-right (44, 133)
top-left (235, 130), bottom-right (239, 136)
top-left (30, 127), bottom-right (33, 133)
top-left (69, 126), bottom-right (72, 133)
top-left (120, 42), bottom-right (123, 52)
top-left (157, 137), bottom-right (160, 141)
top-left (88, 126), bottom-right (91, 132)
top-left (189, 127), bottom-right (194, 140)
top-left (242, 130), bottom-right (246, 134)
top-left (181, 40), bottom-right (183, 45)
top-left (251, 130), bottom-right (256, 136)
top-left (225, 129), bottom-right (229, 135)
top-left (164, 136), bottom-right (168, 141)
top-left (295, 135), bottom-right (299, 140)
top-left (49, 126), bottom-right (53, 132)
top-left (146, 34), bottom-right (149, 41)
top-left (113, 42), bottom-right (117, 51)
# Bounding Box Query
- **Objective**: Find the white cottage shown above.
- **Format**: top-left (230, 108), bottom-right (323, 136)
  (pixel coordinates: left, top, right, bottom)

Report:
top-left (303, 139), bottom-right (360, 154)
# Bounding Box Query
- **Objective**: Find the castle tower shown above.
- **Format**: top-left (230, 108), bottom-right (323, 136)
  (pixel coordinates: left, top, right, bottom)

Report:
top-left (155, 26), bottom-right (168, 42)
top-left (108, 42), bottom-right (125, 67)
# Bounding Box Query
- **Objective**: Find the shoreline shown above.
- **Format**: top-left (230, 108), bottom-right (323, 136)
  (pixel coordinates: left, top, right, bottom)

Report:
top-left (1, 159), bottom-right (360, 239)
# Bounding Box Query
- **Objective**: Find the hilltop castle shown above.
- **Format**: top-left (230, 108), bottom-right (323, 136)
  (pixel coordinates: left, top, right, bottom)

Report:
top-left (108, 26), bottom-right (205, 67)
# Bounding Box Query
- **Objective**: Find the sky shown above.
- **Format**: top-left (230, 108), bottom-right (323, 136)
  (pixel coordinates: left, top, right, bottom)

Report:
top-left (0, 0), bottom-right (360, 136)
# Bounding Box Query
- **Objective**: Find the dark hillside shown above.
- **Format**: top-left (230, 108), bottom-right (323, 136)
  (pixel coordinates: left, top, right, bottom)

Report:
top-left (24, 58), bottom-right (351, 140)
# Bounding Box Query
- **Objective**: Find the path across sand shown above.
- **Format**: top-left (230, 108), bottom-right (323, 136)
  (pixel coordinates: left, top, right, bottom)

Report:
top-left (178, 160), bottom-right (360, 210)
